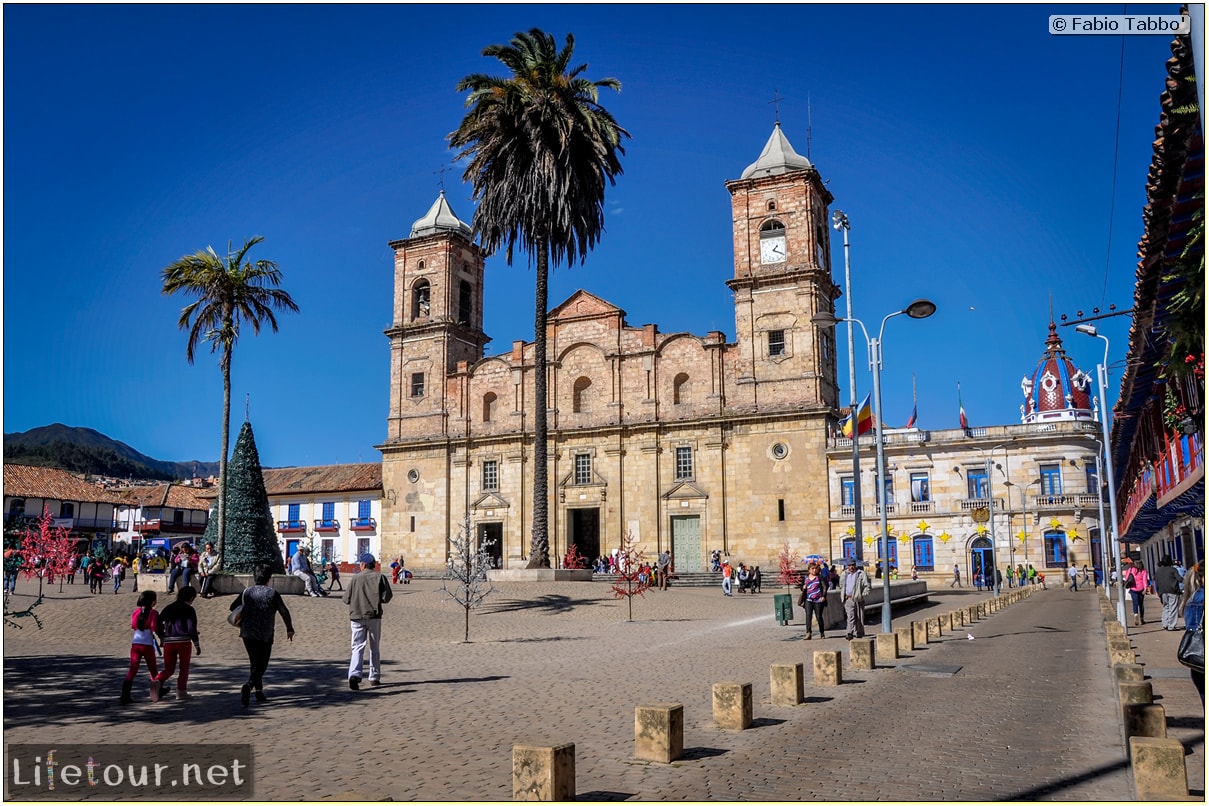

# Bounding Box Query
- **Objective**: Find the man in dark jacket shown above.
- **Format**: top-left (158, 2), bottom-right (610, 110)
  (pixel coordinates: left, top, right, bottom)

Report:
top-left (343, 553), bottom-right (393, 690)
top-left (1153, 555), bottom-right (1185, 631)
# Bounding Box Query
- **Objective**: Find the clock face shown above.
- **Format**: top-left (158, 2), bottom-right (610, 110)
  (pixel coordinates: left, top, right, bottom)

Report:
top-left (760, 236), bottom-right (786, 264)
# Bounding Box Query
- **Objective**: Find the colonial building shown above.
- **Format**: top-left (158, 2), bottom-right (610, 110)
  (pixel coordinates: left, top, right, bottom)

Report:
top-left (3, 464), bottom-right (121, 554)
top-left (112, 483), bottom-right (211, 550)
top-left (379, 125), bottom-right (842, 571)
top-left (261, 463), bottom-right (383, 566)
top-left (825, 323), bottom-right (1104, 583)
top-left (376, 126), bottom-right (1107, 577)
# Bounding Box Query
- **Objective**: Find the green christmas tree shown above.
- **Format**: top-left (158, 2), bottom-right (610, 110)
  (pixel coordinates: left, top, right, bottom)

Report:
top-left (203, 421), bottom-right (284, 575)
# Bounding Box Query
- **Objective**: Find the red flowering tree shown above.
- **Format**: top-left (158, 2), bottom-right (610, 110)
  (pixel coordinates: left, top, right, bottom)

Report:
top-left (562, 543), bottom-right (589, 570)
top-left (776, 542), bottom-right (802, 593)
top-left (610, 530), bottom-right (651, 622)
top-left (4, 506), bottom-right (77, 627)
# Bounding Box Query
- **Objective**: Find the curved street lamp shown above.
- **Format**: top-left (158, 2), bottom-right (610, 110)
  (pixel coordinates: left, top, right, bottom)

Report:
top-left (813, 298), bottom-right (937, 634)
top-left (831, 211), bottom-right (864, 561)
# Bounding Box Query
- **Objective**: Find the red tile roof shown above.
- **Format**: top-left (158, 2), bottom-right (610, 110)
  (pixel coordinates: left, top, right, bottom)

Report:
top-left (192, 463), bottom-right (383, 499)
top-left (115, 484), bottom-right (212, 511)
top-left (3, 464), bottom-right (124, 505)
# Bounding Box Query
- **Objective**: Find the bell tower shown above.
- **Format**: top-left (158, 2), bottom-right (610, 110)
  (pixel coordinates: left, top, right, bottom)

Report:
top-left (383, 191), bottom-right (489, 441)
top-left (724, 123), bottom-right (840, 410)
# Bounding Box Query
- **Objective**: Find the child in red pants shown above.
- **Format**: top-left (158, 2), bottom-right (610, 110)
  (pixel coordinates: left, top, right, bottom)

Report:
top-left (153, 586), bottom-right (201, 701)
top-left (120, 591), bottom-right (159, 703)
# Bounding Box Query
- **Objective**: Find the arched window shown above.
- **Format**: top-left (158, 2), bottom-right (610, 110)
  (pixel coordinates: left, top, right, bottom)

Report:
top-left (459, 281), bottom-right (472, 324)
top-left (572, 376), bottom-right (592, 413)
top-left (673, 372), bottom-right (689, 405)
top-left (483, 392), bottom-right (497, 423)
top-left (760, 219), bottom-right (786, 237)
top-left (912, 535), bottom-right (934, 571)
top-left (412, 280), bottom-right (431, 321)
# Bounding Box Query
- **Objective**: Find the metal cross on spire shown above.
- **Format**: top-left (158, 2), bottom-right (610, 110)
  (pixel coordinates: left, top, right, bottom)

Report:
top-left (434, 163), bottom-right (452, 191)
top-left (769, 90), bottom-right (785, 124)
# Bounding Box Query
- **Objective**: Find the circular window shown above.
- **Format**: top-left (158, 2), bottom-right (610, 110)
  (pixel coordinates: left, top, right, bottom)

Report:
top-left (407, 469), bottom-right (420, 483)
top-left (771, 442), bottom-right (788, 460)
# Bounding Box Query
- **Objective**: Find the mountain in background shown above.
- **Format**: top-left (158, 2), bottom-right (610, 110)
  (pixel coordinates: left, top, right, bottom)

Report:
top-left (3, 424), bottom-right (219, 481)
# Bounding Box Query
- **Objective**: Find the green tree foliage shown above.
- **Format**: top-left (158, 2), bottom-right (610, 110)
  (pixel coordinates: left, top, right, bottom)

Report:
top-left (161, 236), bottom-right (299, 567)
top-left (450, 28), bottom-right (628, 568)
top-left (205, 421), bottom-right (284, 575)
top-left (3, 442), bottom-right (175, 480)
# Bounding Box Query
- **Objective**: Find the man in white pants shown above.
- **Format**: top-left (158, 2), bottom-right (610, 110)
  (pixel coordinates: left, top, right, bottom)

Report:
top-left (343, 553), bottom-right (393, 690)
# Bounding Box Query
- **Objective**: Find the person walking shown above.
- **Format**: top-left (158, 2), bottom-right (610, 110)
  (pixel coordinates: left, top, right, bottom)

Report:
top-left (656, 550), bottom-right (671, 591)
top-left (950, 563), bottom-right (962, 588)
top-left (230, 564), bottom-right (296, 706)
top-left (1123, 561), bottom-right (1150, 626)
top-left (1153, 555), bottom-right (1184, 631)
top-left (198, 542), bottom-right (221, 598)
top-left (344, 553), bottom-right (393, 690)
top-left (88, 556), bottom-right (106, 594)
top-left (840, 559), bottom-right (872, 640)
top-left (120, 591), bottom-right (160, 704)
top-left (153, 586), bottom-right (201, 701)
top-left (1181, 563), bottom-right (1204, 703)
top-left (721, 560), bottom-right (733, 596)
top-left (800, 563), bottom-right (828, 640)
top-left (111, 557), bottom-right (125, 594)
top-left (327, 558), bottom-right (343, 592)
top-left (1067, 564), bottom-right (1079, 592)
top-left (130, 554), bottom-right (141, 594)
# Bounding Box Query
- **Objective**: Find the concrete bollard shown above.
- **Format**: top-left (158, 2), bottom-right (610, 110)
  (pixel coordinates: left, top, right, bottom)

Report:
top-left (1109, 647), bottom-right (1136, 666)
top-left (967, 604), bottom-right (980, 623)
top-left (952, 610), bottom-right (964, 628)
top-left (769, 664), bottom-right (804, 707)
top-left (1107, 636), bottom-right (1132, 652)
top-left (1122, 703), bottom-right (1167, 742)
top-left (513, 743), bottom-right (575, 801)
top-left (912, 620), bottom-right (929, 647)
top-left (894, 625), bottom-right (913, 653)
top-left (1129, 736), bottom-right (1189, 799)
top-left (813, 650), bottom-right (843, 686)
top-left (941, 612), bottom-right (954, 632)
top-left (712, 682), bottom-right (753, 730)
top-left (635, 704), bottom-right (684, 763)
top-left (926, 619), bottom-right (940, 642)
top-left (849, 637), bottom-right (875, 670)
top-left (876, 632), bottom-right (899, 664)
top-left (1112, 663), bottom-right (1145, 685)
top-left (1118, 680), bottom-right (1154, 706)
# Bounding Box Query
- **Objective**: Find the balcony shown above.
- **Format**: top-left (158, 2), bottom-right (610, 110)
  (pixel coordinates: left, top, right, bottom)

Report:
top-left (277, 520), bottom-right (307, 533)
top-left (314, 519), bottom-right (340, 533)
top-left (350, 517), bottom-right (377, 532)
top-left (959, 498), bottom-right (1002, 512)
top-left (907, 500), bottom-right (934, 514)
top-left (134, 519), bottom-right (206, 534)
top-left (1029, 493), bottom-right (1101, 511)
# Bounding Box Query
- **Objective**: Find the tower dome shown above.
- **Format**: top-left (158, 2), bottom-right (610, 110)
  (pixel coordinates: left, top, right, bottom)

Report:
top-left (740, 122), bottom-right (814, 179)
top-left (1020, 321), bottom-right (1095, 424)
top-left (410, 190), bottom-right (472, 239)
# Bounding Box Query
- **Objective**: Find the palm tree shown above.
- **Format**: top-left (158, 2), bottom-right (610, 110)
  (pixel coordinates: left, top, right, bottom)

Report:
top-left (449, 28), bottom-right (628, 568)
top-left (161, 236), bottom-right (299, 569)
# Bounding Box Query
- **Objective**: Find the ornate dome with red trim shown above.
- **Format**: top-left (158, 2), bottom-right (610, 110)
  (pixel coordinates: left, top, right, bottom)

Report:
top-left (1020, 321), bottom-right (1095, 424)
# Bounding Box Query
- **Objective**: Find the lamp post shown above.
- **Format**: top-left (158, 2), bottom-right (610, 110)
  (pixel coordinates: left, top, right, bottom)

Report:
top-left (813, 298), bottom-right (937, 634)
top-left (980, 446), bottom-right (1008, 596)
top-left (1076, 323), bottom-right (1127, 628)
top-left (832, 211), bottom-right (864, 561)
top-left (1007, 477), bottom-right (1041, 570)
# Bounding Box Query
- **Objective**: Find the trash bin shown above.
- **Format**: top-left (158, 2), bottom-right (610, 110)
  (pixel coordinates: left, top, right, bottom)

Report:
top-left (773, 593), bottom-right (794, 626)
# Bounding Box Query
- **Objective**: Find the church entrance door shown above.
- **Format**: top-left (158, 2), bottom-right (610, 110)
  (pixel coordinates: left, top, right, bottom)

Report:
top-left (568, 508), bottom-right (600, 564)
top-left (478, 522), bottom-right (503, 569)
top-left (670, 515), bottom-right (703, 573)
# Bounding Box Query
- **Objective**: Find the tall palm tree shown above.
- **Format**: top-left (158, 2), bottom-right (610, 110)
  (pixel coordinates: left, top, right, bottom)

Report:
top-left (161, 236), bottom-right (299, 569)
top-left (450, 28), bottom-right (628, 569)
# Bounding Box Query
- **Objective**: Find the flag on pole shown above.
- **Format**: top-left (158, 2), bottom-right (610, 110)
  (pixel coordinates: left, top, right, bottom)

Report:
top-left (841, 393), bottom-right (874, 438)
top-left (906, 402), bottom-right (918, 429)
top-left (958, 383), bottom-right (969, 429)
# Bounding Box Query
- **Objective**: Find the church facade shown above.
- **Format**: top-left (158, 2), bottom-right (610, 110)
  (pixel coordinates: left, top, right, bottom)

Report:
top-left (376, 125), bottom-right (1104, 580)
top-left (378, 125), bottom-right (845, 572)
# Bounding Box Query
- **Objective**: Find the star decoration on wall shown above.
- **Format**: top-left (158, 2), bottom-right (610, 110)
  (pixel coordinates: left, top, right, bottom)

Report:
top-left (846, 525), bottom-right (857, 537)
top-left (1049, 516), bottom-right (1063, 531)
top-left (975, 523), bottom-right (989, 536)
top-left (1016, 529), bottom-right (1028, 543)
top-left (938, 531), bottom-right (952, 544)
top-left (917, 519), bottom-right (931, 533)
top-left (864, 536), bottom-right (876, 547)
top-left (1067, 525), bottom-right (1082, 542)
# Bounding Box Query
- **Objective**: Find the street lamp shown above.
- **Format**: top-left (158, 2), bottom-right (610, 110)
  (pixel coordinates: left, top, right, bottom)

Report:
top-left (832, 210), bottom-right (864, 561)
top-left (813, 298), bottom-right (937, 634)
top-left (1005, 477), bottom-right (1042, 568)
top-left (977, 445), bottom-right (1009, 596)
top-left (1076, 323), bottom-right (1127, 628)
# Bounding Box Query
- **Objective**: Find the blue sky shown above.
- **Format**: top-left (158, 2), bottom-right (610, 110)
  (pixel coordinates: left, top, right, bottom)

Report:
top-left (3, 4), bottom-right (1181, 468)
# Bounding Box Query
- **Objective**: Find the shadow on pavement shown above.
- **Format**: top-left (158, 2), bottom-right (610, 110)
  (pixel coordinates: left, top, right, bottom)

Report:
top-left (479, 594), bottom-right (605, 615)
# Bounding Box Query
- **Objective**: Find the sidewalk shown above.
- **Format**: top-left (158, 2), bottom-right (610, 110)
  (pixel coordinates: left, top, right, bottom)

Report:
top-left (2, 577), bottom-right (1203, 800)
